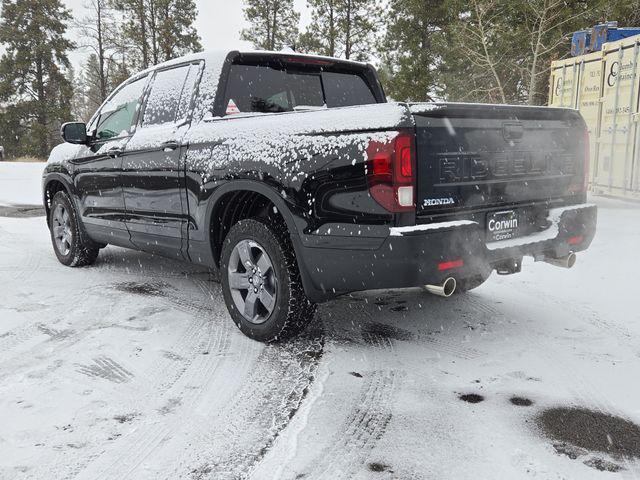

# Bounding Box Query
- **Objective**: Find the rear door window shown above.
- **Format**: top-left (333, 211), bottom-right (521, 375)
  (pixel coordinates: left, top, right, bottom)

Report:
top-left (143, 64), bottom-right (199, 127)
top-left (223, 64), bottom-right (376, 115)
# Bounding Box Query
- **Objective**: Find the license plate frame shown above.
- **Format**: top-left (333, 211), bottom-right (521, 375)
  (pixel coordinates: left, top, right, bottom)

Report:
top-left (486, 209), bottom-right (521, 242)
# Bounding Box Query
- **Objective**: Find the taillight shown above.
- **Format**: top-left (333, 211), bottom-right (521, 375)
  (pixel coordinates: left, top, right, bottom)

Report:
top-left (366, 132), bottom-right (416, 212)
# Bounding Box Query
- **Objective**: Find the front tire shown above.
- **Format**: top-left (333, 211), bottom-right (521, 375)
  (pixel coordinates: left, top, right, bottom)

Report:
top-left (49, 191), bottom-right (100, 267)
top-left (220, 218), bottom-right (316, 343)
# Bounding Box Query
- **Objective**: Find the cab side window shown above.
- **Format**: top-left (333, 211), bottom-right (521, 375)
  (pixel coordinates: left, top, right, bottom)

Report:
top-left (95, 77), bottom-right (147, 140)
top-left (142, 64), bottom-right (200, 127)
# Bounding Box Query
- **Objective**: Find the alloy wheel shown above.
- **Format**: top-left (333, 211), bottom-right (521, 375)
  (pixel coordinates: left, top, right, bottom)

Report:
top-left (52, 204), bottom-right (72, 256)
top-left (227, 239), bottom-right (277, 324)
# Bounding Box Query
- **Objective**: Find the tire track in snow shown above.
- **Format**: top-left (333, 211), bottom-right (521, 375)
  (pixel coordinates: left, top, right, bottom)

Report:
top-left (270, 296), bottom-right (404, 479)
top-left (270, 297), bottom-right (402, 480)
top-left (282, 289), bottom-right (494, 478)
top-left (37, 276), bottom-right (235, 480)
top-left (0, 323), bottom-right (45, 362)
top-left (0, 230), bottom-right (48, 360)
top-left (303, 369), bottom-right (400, 480)
top-left (164, 327), bottom-right (325, 480)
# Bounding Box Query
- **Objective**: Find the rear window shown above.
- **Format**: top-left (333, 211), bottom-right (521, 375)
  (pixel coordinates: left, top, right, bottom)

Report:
top-left (223, 64), bottom-right (377, 115)
top-left (322, 71), bottom-right (377, 108)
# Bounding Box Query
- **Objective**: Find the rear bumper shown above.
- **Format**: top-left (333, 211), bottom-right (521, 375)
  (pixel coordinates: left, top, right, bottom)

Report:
top-left (296, 203), bottom-right (597, 302)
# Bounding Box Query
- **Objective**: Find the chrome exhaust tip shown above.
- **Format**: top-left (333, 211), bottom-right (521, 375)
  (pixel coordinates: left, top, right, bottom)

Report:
top-left (543, 252), bottom-right (577, 269)
top-left (425, 277), bottom-right (457, 298)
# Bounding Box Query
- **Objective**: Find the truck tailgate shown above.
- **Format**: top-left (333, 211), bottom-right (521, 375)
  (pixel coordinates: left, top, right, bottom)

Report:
top-left (412, 103), bottom-right (587, 217)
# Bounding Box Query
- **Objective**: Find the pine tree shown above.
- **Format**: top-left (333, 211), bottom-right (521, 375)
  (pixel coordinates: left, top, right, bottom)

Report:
top-left (0, 0), bottom-right (74, 158)
top-left (241, 0), bottom-right (300, 51)
top-left (110, 0), bottom-right (149, 68)
top-left (378, 0), bottom-right (451, 101)
top-left (110, 0), bottom-right (201, 69)
top-left (339, 0), bottom-right (379, 60)
top-left (299, 0), bottom-right (340, 56)
top-left (155, 0), bottom-right (201, 62)
top-left (299, 0), bottom-right (379, 60)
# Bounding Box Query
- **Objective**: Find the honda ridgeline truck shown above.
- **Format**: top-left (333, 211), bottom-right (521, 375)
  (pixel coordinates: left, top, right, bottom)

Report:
top-left (42, 50), bottom-right (597, 342)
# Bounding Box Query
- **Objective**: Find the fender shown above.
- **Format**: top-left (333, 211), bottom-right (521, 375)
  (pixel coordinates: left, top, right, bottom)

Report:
top-left (42, 171), bottom-right (76, 224)
top-left (198, 179), bottom-right (322, 302)
top-left (204, 180), bottom-right (302, 239)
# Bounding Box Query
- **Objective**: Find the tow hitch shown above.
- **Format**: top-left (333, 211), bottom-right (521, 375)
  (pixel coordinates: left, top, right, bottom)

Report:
top-left (494, 258), bottom-right (522, 275)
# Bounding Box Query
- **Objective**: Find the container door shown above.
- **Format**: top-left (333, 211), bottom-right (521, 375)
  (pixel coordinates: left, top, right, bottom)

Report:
top-left (595, 41), bottom-right (640, 196)
top-left (549, 61), bottom-right (580, 108)
top-left (576, 55), bottom-right (605, 186)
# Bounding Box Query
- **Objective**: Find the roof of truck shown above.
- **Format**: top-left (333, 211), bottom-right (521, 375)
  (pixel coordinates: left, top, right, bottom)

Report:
top-left (134, 49), bottom-right (368, 80)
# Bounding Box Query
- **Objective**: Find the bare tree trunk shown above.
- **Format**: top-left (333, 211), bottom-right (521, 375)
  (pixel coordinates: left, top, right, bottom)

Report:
top-left (473, 0), bottom-right (506, 103)
top-left (96, 0), bottom-right (106, 101)
top-left (35, 57), bottom-right (48, 156)
top-left (271, 1), bottom-right (279, 49)
top-left (160, 3), bottom-right (172, 61)
top-left (149, 0), bottom-right (158, 65)
top-left (344, 0), bottom-right (352, 59)
top-left (328, 0), bottom-right (336, 57)
top-left (138, 0), bottom-right (149, 68)
top-left (527, 0), bottom-right (548, 105)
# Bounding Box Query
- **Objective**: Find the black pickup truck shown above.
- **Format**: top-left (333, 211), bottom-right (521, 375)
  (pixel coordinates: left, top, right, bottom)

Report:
top-left (43, 50), bottom-right (597, 342)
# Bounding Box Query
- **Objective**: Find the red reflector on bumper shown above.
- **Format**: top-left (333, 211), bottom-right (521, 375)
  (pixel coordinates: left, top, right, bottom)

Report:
top-left (438, 259), bottom-right (464, 271)
top-left (568, 235), bottom-right (584, 245)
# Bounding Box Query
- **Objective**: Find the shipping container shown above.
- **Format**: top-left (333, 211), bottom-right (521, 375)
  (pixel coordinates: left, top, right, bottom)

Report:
top-left (550, 36), bottom-right (640, 200)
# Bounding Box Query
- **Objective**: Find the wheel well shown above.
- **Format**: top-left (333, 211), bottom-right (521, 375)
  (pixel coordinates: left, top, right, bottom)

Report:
top-left (44, 180), bottom-right (68, 225)
top-left (211, 190), bottom-right (286, 266)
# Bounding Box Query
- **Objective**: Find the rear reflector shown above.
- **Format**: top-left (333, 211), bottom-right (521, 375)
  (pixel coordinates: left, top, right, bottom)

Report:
top-left (397, 186), bottom-right (414, 207)
top-left (568, 235), bottom-right (584, 245)
top-left (438, 259), bottom-right (464, 271)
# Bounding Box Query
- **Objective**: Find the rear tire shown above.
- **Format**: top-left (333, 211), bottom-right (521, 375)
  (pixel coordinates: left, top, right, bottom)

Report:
top-left (49, 191), bottom-right (100, 267)
top-left (220, 218), bottom-right (316, 343)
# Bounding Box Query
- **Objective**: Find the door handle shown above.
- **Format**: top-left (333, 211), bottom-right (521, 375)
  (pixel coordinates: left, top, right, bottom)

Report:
top-left (161, 141), bottom-right (180, 152)
top-left (107, 147), bottom-right (123, 158)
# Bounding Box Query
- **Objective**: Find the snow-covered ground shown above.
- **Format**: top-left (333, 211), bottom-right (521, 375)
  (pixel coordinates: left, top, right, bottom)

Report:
top-left (0, 162), bottom-right (44, 206)
top-left (1, 163), bottom-right (640, 479)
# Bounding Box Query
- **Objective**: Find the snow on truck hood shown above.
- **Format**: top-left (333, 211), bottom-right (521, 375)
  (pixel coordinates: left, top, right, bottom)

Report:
top-left (48, 142), bottom-right (83, 165)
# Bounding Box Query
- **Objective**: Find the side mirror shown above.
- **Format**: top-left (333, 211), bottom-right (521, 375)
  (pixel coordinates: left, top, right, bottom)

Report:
top-left (61, 122), bottom-right (88, 144)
